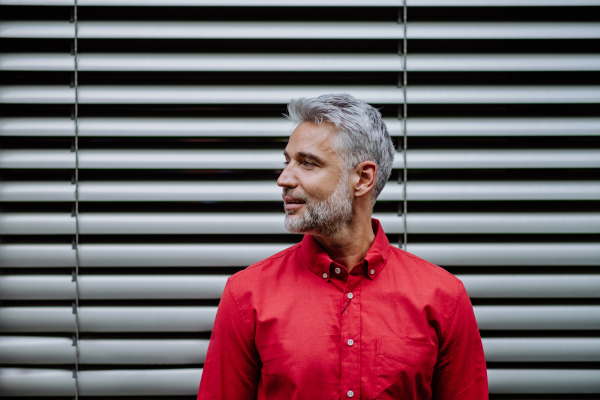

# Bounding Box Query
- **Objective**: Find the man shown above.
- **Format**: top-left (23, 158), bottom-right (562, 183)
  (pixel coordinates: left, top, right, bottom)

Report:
top-left (198, 94), bottom-right (488, 400)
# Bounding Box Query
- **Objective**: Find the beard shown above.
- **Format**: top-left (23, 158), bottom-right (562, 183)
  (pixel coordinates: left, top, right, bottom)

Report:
top-left (283, 177), bottom-right (354, 237)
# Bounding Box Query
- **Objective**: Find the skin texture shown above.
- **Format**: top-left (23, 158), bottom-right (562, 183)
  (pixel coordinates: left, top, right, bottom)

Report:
top-left (277, 121), bottom-right (378, 272)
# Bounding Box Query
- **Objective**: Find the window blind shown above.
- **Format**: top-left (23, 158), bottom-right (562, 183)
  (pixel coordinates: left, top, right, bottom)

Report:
top-left (1, 1), bottom-right (599, 398)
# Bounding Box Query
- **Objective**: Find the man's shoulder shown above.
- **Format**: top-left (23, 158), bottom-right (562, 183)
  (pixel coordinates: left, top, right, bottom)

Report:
top-left (227, 242), bottom-right (303, 286)
top-left (388, 245), bottom-right (462, 290)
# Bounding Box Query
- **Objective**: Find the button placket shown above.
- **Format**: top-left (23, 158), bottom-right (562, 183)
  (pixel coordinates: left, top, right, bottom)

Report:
top-left (340, 273), bottom-right (361, 400)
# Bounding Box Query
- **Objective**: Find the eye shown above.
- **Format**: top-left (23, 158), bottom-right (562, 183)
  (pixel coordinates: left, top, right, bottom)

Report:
top-left (302, 160), bottom-right (314, 166)
top-left (283, 161), bottom-right (290, 166)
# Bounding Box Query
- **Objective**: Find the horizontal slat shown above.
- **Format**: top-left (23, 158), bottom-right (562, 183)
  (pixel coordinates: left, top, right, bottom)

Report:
top-left (0, 53), bottom-right (75, 71)
top-left (84, 368), bottom-right (203, 396)
top-left (408, 117), bottom-right (600, 136)
top-left (0, 86), bottom-right (75, 103)
top-left (69, 181), bottom-right (398, 202)
top-left (1, 243), bottom-right (598, 267)
top-left (483, 338), bottom-right (600, 362)
top-left (407, 213), bottom-right (600, 233)
top-left (0, 337), bottom-right (209, 364)
top-left (0, 117), bottom-right (303, 137)
top-left (0, 0), bottom-right (401, 4)
top-left (0, 22), bottom-right (75, 38)
top-left (0, 243), bottom-right (285, 267)
top-left (0, 21), bottom-right (404, 39)
top-left (3, 53), bottom-right (403, 72)
top-left (0, 85), bottom-right (403, 104)
top-left (0, 307), bottom-right (75, 332)
top-left (3, 336), bottom-right (599, 365)
top-left (3, 22), bottom-right (600, 39)
top-left (408, 22), bottom-right (600, 39)
top-left (488, 369), bottom-right (600, 393)
top-left (81, 339), bottom-right (208, 364)
top-left (0, 368), bottom-right (203, 397)
top-left (3, 117), bottom-right (598, 137)
top-left (2, 0), bottom-right (598, 5)
top-left (408, 243), bottom-right (600, 266)
top-left (0, 276), bottom-right (76, 300)
top-left (0, 150), bottom-right (75, 169)
top-left (0, 117), bottom-right (76, 136)
top-left (0, 182), bottom-right (76, 202)
top-left (407, 86), bottom-right (600, 104)
top-left (407, 181), bottom-right (600, 200)
top-left (81, 275), bottom-right (227, 299)
top-left (0, 307), bottom-right (217, 332)
top-left (0, 368), bottom-right (75, 396)
top-left (3, 213), bottom-right (599, 235)
top-left (78, 244), bottom-right (292, 267)
top-left (1, 368), bottom-right (599, 396)
top-left (475, 306), bottom-right (600, 329)
top-left (0, 337), bottom-right (75, 364)
top-left (0, 0), bottom-right (75, 4)
top-left (2, 85), bottom-right (600, 104)
top-left (0, 213), bottom-right (75, 234)
top-left (409, 0), bottom-right (600, 4)
top-left (1, 306), bottom-right (598, 331)
top-left (408, 54), bottom-right (600, 71)
top-left (4, 149), bottom-right (600, 169)
top-left (79, 181), bottom-right (399, 201)
top-left (459, 274), bottom-right (600, 297)
top-left (5, 53), bottom-right (600, 71)
top-left (2, 274), bottom-right (598, 300)
top-left (409, 149), bottom-right (600, 168)
top-left (142, 52), bottom-right (391, 71)
top-left (4, 181), bottom-right (599, 202)
top-left (0, 275), bottom-right (229, 300)
top-left (0, 244), bottom-right (76, 267)
top-left (0, 213), bottom-right (401, 235)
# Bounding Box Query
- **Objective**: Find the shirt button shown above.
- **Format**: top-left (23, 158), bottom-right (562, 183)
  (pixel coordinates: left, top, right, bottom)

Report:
top-left (334, 267), bottom-right (341, 274)
top-left (347, 339), bottom-right (354, 346)
top-left (347, 292), bottom-right (353, 299)
top-left (347, 390), bottom-right (354, 398)
top-left (370, 269), bottom-right (375, 275)
top-left (323, 273), bottom-right (328, 279)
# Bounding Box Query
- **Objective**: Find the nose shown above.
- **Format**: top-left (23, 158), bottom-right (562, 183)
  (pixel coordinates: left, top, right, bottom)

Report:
top-left (277, 163), bottom-right (297, 189)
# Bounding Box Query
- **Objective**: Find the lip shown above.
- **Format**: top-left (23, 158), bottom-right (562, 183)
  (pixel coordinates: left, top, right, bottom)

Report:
top-left (283, 195), bottom-right (306, 211)
top-left (285, 202), bottom-right (305, 211)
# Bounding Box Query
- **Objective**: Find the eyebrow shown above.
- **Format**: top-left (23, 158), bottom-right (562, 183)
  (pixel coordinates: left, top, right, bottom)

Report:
top-left (283, 150), bottom-right (325, 165)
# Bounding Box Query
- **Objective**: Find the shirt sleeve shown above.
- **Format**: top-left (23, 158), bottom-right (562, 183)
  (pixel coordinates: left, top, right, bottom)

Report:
top-left (197, 280), bottom-right (261, 400)
top-left (431, 281), bottom-right (488, 399)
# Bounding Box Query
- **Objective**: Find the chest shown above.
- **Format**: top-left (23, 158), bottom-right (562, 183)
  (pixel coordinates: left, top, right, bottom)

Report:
top-left (253, 275), bottom-right (440, 399)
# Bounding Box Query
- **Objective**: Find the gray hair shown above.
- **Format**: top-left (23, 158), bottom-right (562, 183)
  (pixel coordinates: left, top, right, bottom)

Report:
top-left (286, 93), bottom-right (395, 201)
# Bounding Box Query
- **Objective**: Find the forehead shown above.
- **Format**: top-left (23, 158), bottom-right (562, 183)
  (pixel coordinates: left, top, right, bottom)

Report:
top-left (285, 121), bottom-right (338, 158)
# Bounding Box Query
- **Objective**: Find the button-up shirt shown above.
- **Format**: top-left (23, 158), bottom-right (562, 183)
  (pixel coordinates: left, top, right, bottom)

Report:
top-left (198, 219), bottom-right (488, 400)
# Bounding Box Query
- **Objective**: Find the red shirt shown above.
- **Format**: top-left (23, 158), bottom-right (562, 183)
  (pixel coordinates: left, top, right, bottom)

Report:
top-left (198, 219), bottom-right (488, 400)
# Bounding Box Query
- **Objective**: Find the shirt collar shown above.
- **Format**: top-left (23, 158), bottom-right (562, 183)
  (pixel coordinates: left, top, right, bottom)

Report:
top-left (300, 218), bottom-right (390, 281)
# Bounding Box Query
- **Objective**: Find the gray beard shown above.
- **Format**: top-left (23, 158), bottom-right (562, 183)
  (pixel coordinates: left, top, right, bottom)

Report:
top-left (283, 177), bottom-right (354, 237)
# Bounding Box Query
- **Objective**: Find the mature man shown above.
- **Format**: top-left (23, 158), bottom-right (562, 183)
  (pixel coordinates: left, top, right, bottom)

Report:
top-left (197, 94), bottom-right (488, 399)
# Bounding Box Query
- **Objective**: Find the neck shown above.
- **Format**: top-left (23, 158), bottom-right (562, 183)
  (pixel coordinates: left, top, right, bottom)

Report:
top-left (313, 214), bottom-right (375, 272)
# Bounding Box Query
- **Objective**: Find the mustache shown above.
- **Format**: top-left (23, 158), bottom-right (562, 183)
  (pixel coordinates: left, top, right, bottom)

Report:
top-left (282, 188), bottom-right (308, 202)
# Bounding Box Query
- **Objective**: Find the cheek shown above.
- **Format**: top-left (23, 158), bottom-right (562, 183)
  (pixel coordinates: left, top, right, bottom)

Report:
top-left (298, 168), bottom-right (344, 200)
top-left (304, 182), bottom-right (334, 202)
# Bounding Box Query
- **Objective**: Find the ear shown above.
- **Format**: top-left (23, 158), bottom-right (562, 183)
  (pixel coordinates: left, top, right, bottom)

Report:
top-left (352, 161), bottom-right (378, 198)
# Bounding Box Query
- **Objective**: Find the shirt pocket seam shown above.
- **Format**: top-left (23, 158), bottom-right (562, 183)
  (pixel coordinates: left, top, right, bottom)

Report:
top-left (376, 337), bottom-right (438, 373)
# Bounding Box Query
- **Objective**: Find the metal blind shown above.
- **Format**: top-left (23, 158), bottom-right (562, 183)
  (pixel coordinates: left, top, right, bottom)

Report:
top-left (1, 0), bottom-right (599, 398)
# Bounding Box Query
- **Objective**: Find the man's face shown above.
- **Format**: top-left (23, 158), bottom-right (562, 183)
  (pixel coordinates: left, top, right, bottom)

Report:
top-left (277, 121), bottom-right (354, 236)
